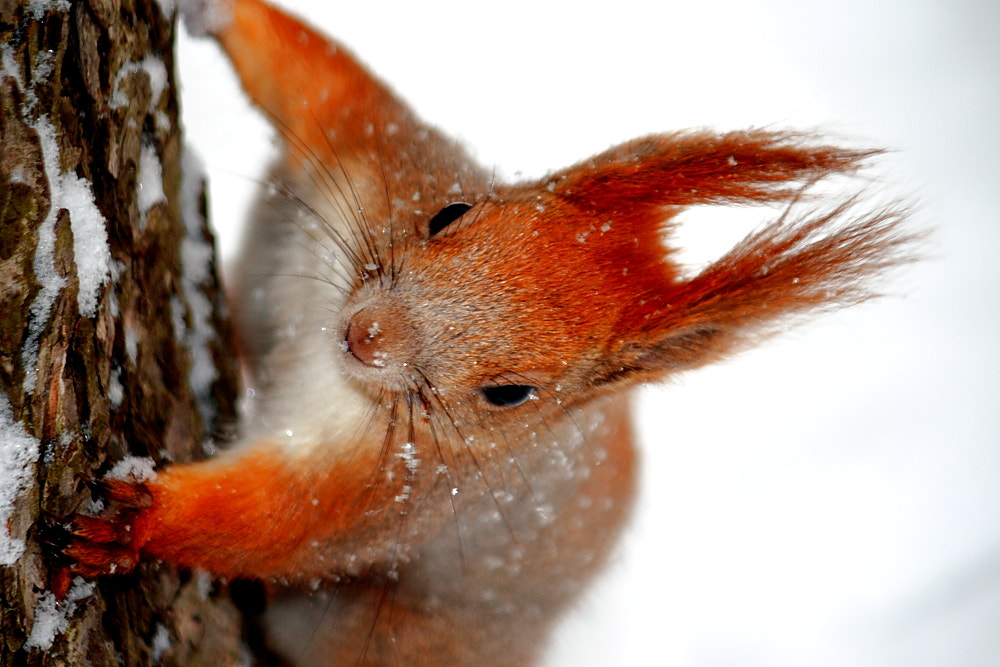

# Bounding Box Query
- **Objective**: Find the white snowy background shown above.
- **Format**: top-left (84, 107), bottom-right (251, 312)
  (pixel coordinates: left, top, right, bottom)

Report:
top-left (177, 0), bottom-right (1000, 665)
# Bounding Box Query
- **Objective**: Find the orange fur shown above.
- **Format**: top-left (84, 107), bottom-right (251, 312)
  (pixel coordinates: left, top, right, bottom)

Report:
top-left (66, 0), bottom-right (914, 664)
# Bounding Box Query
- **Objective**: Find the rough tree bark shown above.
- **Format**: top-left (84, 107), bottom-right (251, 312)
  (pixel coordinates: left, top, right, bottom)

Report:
top-left (1, 1), bottom-right (246, 664)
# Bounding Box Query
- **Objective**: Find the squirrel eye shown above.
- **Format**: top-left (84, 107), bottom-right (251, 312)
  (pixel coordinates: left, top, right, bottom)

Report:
top-left (428, 202), bottom-right (472, 236)
top-left (481, 384), bottom-right (536, 407)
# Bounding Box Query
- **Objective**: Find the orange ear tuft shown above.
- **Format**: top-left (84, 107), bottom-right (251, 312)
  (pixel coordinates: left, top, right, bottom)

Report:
top-left (526, 130), bottom-right (913, 387)
top-left (546, 130), bottom-right (877, 214)
top-left (611, 199), bottom-right (912, 382)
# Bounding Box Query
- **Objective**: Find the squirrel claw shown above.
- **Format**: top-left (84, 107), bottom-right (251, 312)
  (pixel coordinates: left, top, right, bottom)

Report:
top-left (57, 477), bottom-right (154, 579)
top-left (37, 513), bottom-right (74, 563)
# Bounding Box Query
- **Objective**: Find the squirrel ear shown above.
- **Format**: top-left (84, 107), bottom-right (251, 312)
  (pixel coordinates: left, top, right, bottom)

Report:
top-left (544, 130), bottom-right (878, 216)
top-left (523, 129), bottom-right (914, 389)
top-left (590, 195), bottom-right (914, 388)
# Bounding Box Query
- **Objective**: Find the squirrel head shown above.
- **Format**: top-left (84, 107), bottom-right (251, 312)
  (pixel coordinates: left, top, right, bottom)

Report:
top-left (217, 0), bottom-right (912, 439)
top-left (308, 130), bottom-right (910, 428)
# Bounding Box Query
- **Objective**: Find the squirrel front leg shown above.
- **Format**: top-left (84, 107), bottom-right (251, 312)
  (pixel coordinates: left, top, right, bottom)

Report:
top-left (210, 0), bottom-right (411, 169)
top-left (70, 441), bottom-right (401, 581)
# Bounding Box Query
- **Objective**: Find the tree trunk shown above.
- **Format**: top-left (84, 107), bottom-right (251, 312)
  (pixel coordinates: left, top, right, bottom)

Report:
top-left (1, 1), bottom-right (246, 665)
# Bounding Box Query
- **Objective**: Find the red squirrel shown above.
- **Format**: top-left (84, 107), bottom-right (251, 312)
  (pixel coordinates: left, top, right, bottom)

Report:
top-left (67, 0), bottom-right (913, 664)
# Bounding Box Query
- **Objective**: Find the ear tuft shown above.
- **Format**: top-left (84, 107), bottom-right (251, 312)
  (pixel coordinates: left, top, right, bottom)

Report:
top-left (546, 130), bottom-right (879, 215)
top-left (508, 130), bottom-right (916, 392)
top-left (608, 195), bottom-right (917, 383)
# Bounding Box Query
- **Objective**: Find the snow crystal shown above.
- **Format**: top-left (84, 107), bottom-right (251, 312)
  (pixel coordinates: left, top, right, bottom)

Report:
top-left (25, 592), bottom-right (64, 649)
top-left (5, 57), bottom-right (68, 393)
top-left (137, 142), bottom-right (166, 219)
top-left (66, 186), bottom-right (110, 315)
top-left (3, 46), bottom-right (34, 111)
top-left (170, 295), bottom-right (187, 341)
top-left (178, 0), bottom-right (234, 37)
top-left (179, 278), bottom-right (218, 405)
top-left (105, 455), bottom-right (157, 483)
top-left (182, 233), bottom-right (214, 286)
top-left (32, 49), bottom-right (55, 82)
top-left (3, 42), bottom-right (58, 112)
top-left (110, 55), bottom-right (171, 132)
top-left (29, 117), bottom-right (111, 328)
top-left (26, 0), bottom-right (71, 20)
top-left (396, 442), bottom-right (420, 474)
top-left (20, 127), bottom-right (66, 394)
top-left (535, 504), bottom-right (555, 526)
top-left (124, 325), bottom-right (139, 363)
top-left (150, 623), bottom-right (171, 663)
top-left (176, 146), bottom-right (220, 426)
top-left (0, 395), bottom-right (40, 565)
top-left (111, 56), bottom-right (168, 112)
top-left (24, 577), bottom-right (95, 650)
top-left (1, 45), bottom-right (25, 91)
top-left (180, 146), bottom-right (208, 237)
top-left (41, 431), bottom-right (73, 467)
top-left (108, 368), bottom-right (124, 408)
top-left (393, 443), bottom-right (420, 503)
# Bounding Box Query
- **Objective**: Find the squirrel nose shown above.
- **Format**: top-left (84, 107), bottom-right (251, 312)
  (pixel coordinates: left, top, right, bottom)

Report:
top-left (344, 301), bottom-right (417, 368)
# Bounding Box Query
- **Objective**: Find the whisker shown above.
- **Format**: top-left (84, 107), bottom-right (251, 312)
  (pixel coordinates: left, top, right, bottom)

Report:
top-left (411, 367), bottom-right (520, 544)
top-left (371, 133), bottom-right (403, 291)
top-left (253, 102), bottom-right (392, 290)
top-left (260, 174), bottom-right (367, 286)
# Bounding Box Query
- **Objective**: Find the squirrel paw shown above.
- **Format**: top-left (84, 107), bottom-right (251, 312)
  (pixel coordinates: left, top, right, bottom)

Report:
top-left (58, 479), bottom-right (154, 578)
